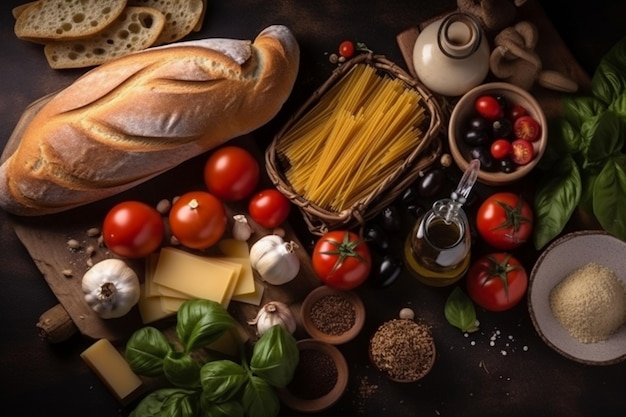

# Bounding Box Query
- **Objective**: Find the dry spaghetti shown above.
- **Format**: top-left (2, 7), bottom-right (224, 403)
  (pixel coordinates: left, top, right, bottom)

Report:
top-left (276, 64), bottom-right (427, 212)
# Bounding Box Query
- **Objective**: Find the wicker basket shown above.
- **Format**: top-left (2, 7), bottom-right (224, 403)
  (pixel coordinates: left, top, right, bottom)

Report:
top-left (266, 52), bottom-right (443, 235)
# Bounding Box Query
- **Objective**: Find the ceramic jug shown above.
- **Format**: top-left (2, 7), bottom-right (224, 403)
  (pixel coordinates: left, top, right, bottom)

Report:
top-left (413, 12), bottom-right (490, 97)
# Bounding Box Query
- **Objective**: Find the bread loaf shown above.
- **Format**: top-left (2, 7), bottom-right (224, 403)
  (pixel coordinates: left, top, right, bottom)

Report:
top-left (0, 25), bottom-right (300, 216)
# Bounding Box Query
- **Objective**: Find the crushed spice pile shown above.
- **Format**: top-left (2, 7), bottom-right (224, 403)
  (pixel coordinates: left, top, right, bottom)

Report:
top-left (288, 348), bottom-right (338, 400)
top-left (310, 294), bottom-right (356, 335)
top-left (369, 319), bottom-right (435, 381)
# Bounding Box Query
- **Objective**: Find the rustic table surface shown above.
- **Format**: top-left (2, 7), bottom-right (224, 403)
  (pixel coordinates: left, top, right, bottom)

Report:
top-left (1, 1), bottom-right (626, 416)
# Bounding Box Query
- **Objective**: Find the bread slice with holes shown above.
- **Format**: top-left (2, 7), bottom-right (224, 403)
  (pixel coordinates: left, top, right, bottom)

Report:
top-left (14, 0), bottom-right (129, 43)
top-left (128, 0), bottom-right (204, 44)
top-left (43, 7), bottom-right (165, 69)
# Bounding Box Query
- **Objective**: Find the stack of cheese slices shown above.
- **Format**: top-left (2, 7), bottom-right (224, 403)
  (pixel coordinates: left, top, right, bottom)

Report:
top-left (13, 0), bottom-right (207, 69)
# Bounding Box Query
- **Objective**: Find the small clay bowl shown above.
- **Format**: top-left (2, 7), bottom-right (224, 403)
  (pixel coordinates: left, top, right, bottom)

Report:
top-left (278, 338), bottom-right (349, 413)
top-left (368, 318), bottom-right (436, 383)
top-left (300, 285), bottom-right (366, 345)
top-left (448, 82), bottom-right (547, 186)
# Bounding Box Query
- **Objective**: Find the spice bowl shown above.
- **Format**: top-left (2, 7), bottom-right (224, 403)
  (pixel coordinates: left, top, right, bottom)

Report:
top-left (369, 317), bottom-right (436, 383)
top-left (279, 338), bottom-right (349, 413)
top-left (448, 82), bottom-right (547, 186)
top-left (300, 285), bottom-right (366, 345)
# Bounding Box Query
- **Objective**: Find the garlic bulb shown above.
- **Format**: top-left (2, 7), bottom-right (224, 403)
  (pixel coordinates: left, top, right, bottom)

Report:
top-left (232, 214), bottom-right (253, 241)
top-left (249, 234), bottom-right (300, 285)
top-left (248, 301), bottom-right (297, 335)
top-left (82, 258), bottom-right (140, 319)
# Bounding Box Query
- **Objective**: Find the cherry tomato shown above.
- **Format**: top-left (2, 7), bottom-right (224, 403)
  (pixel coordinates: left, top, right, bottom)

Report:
top-left (466, 253), bottom-right (528, 312)
top-left (510, 139), bottom-right (535, 165)
top-left (476, 192), bottom-right (533, 250)
top-left (169, 191), bottom-right (227, 249)
top-left (102, 201), bottom-right (164, 258)
top-left (312, 230), bottom-right (371, 290)
top-left (513, 115), bottom-right (541, 141)
top-left (490, 139), bottom-right (512, 160)
top-left (338, 40), bottom-right (355, 58)
top-left (474, 95), bottom-right (503, 121)
top-left (248, 188), bottom-right (291, 229)
top-left (204, 146), bottom-right (260, 202)
top-left (508, 104), bottom-right (528, 121)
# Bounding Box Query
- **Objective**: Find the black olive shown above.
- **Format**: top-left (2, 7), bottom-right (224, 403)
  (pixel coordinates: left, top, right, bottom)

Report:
top-left (468, 116), bottom-right (489, 131)
top-left (492, 118), bottom-right (512, 138)
top-left (499, 158), bottom-right (516, 173)
top-left (469, 147), bottom-right (496, 171)
top-left (417, 167), bottom-right (446, 198)
top-left (463, 129), bottom-right (490, 147)
top-left (406, 203), bottom-right (427, 219)
top-left (371, 254), bottom-right (403, 288)
top-left (379, 205), bottom-right (402, 232)
top-left (398, 184), bottom-right (419, 206)
top-left (494, 94), bottom-right (510, 112)
top-left (364, 223), bottom-right (390, 252)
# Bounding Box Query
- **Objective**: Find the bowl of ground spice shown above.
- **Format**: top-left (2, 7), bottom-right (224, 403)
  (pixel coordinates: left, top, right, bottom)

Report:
top-left (528, 231), bottom-right (626, 365)
top-left (369, 311), bottom-right (436, 382)
top-left (279, 338), bottom-right (349, 412)
top-left (300, 285), bottom-right (366, 345)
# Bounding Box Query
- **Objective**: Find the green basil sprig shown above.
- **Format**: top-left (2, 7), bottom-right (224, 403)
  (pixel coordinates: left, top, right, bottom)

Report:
top-left (444, 287), bottom-right (479, 333)
top-left (533, 36), bottom-right (626, 248)
top-left (126, 299), bottom-right (299, 417)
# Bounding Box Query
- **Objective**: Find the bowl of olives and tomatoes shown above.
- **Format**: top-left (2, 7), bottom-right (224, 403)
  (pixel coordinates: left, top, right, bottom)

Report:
top-left (448, 82), bottom-right (547, 185)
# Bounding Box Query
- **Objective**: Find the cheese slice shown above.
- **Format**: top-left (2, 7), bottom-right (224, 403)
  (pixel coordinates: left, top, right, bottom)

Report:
top-left (231, 280), bottom-right (265, 306)
top-left (81, 339), bottom-right (143, 403)
top-left (138, 284), bottom-right (176, 324)
top-left (152, 247), bottom-right (238, 306)
top-left (219, 239), bottom-right (256, 296)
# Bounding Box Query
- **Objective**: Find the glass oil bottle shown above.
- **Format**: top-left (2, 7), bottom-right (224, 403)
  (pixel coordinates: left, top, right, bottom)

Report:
top-left (404, 159), bottom-right (479, 286)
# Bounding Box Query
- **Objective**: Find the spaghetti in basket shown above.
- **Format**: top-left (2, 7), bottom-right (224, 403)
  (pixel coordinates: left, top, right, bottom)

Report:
top-left (266, 53), bottom-right (443, 235)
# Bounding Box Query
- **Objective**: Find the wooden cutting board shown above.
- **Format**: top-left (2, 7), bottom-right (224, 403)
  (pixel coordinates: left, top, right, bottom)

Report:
top-left (1, 94), bottom-right (320, 343)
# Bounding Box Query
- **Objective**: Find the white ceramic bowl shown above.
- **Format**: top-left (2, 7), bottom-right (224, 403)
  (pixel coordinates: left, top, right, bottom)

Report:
top-left (448, 82), bottom-right (547, 186)
top-left (528, 231), bottom-right (626, 365)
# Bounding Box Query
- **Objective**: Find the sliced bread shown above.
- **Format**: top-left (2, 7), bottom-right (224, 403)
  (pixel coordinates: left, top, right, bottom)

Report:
top-left (43, 6), bottom-right (165, 69)
top-left (128, 0), bottom-right (204, 44)
top-left (14, 0), bottom-right (129, 42)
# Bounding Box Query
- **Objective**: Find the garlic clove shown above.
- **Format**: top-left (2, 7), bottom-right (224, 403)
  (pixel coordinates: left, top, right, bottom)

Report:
top-left (248, 301), bottom-right (297, 335)
top-left (232, 214), bottom-right (254, 241)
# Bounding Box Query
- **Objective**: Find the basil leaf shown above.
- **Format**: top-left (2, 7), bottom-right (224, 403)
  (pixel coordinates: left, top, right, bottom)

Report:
top-left (159, 389), bottom-right (199, 417)
top-left (563, 95), bottom-right (607, 131)
top-left (200, 399), bottom-right (245, 417)
top-left (592, 155), bottom-right (626, 241)
top-left (129, 388), bottom-right (196, 417)
top-left (125, 326), bottom-right (171, 377)
top-left (533, 155), bottom-right (582, 249)
top-left (444, 287), bottom-right (478, 333)
top-left (163, 351), bottom-right (202, 389)
top-left (585, 111), bottom-right (624, 166)
top-left (249, 325), bottom-right (299, 388)
top-left (200, 360), bottom-right (248, 402)
top-left (242, 376), bottom-right (280, 417)
top-left (592, 37), bottom-right (626, 105)
top-left (176, 299), bottom-right (235, 352)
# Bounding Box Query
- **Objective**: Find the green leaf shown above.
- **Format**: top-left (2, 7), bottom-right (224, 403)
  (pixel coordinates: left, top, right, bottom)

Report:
top-left (562, 95), bottom-right (607, 131)
top-left (249, 325), bottom-right (299, 388)
top-left (200, 399), bottom-right (245, 417)
top-left (591, 37), bottom-right (626, 105)
top-left (163, 351), bottom-right (202, 389)
top-left (129, 388), bottom-right (197, 417)
top-left (242, 376), bottom-right (280, 417)
top-left (444, 287), bottom-right (478, 333)
top-left (176, 299), bottom-right (235, 352)
top-left (592, 155), bottom-right (626, 240)
top-left (200, 360), bottom-right (248, 402)
top-left (125, 326), bottom-right (172, 377)
top-left (584, 111), bottom-right (624, 167)
top-left (532, 156), bottom-right (582, 249)
top-left (159, 389), bottom-right (200, 417)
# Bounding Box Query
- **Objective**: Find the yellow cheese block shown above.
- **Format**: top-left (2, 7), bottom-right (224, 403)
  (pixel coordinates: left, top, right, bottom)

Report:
top-left (80, 339), bottom-right (143, 403)
top-left (152, 247), bottom-right (238, 306)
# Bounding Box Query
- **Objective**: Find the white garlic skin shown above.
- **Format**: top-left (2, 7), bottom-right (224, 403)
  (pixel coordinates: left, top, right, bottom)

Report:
top-left (248, 301), bottom-right (297, 335)
top-left (232, 214), bottom-right (254, 241)
top-left (82, 258), bottom-right (140, 319)
top-left (249, 234), bottom-right (300, 285)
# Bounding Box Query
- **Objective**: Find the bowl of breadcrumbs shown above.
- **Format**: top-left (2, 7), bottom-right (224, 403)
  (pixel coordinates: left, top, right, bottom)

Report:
top-left (368, 309), bottom-right (436, 382)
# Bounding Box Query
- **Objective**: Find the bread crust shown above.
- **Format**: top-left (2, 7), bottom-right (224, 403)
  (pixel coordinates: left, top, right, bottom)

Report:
top-left (0, 25), bottom-right (300, 216)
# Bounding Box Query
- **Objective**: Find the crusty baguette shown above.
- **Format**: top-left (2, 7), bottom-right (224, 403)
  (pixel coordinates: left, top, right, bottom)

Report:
top-left (0, 25), bottom-right (300, 216)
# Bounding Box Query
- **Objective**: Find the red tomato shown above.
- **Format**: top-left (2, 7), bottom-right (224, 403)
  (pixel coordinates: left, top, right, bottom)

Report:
top-left (248, 189), bottom-right (291, 229)
top-left (466, 253), bottom-right (528, 312)
top-left (476, 192), bottom-right (533, 250)
top-left (508, 104), bottom-right (528, 121)
top-left (513, 115), bottom-right (541, 141)
top-left (490, 139), bottom-right (512, 160)
top-left (510, 139), bottom-right (535, 165)
top-left (204, 146), bottom-right (260, 202)
top-left (338, 40), bottom-right (355, 58)
top-left (312, 230), bottom-right (371, 290)
top-left (474, 95), bottom-right (503, 121)
top-left (169, 191), bottom-right (227, 249)
top-left (102, 201), bottom-right (164, 258)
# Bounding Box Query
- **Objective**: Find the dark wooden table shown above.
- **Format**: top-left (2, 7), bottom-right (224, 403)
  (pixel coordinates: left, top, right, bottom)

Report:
top-left (1, 1), bottom-right (626, 416)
